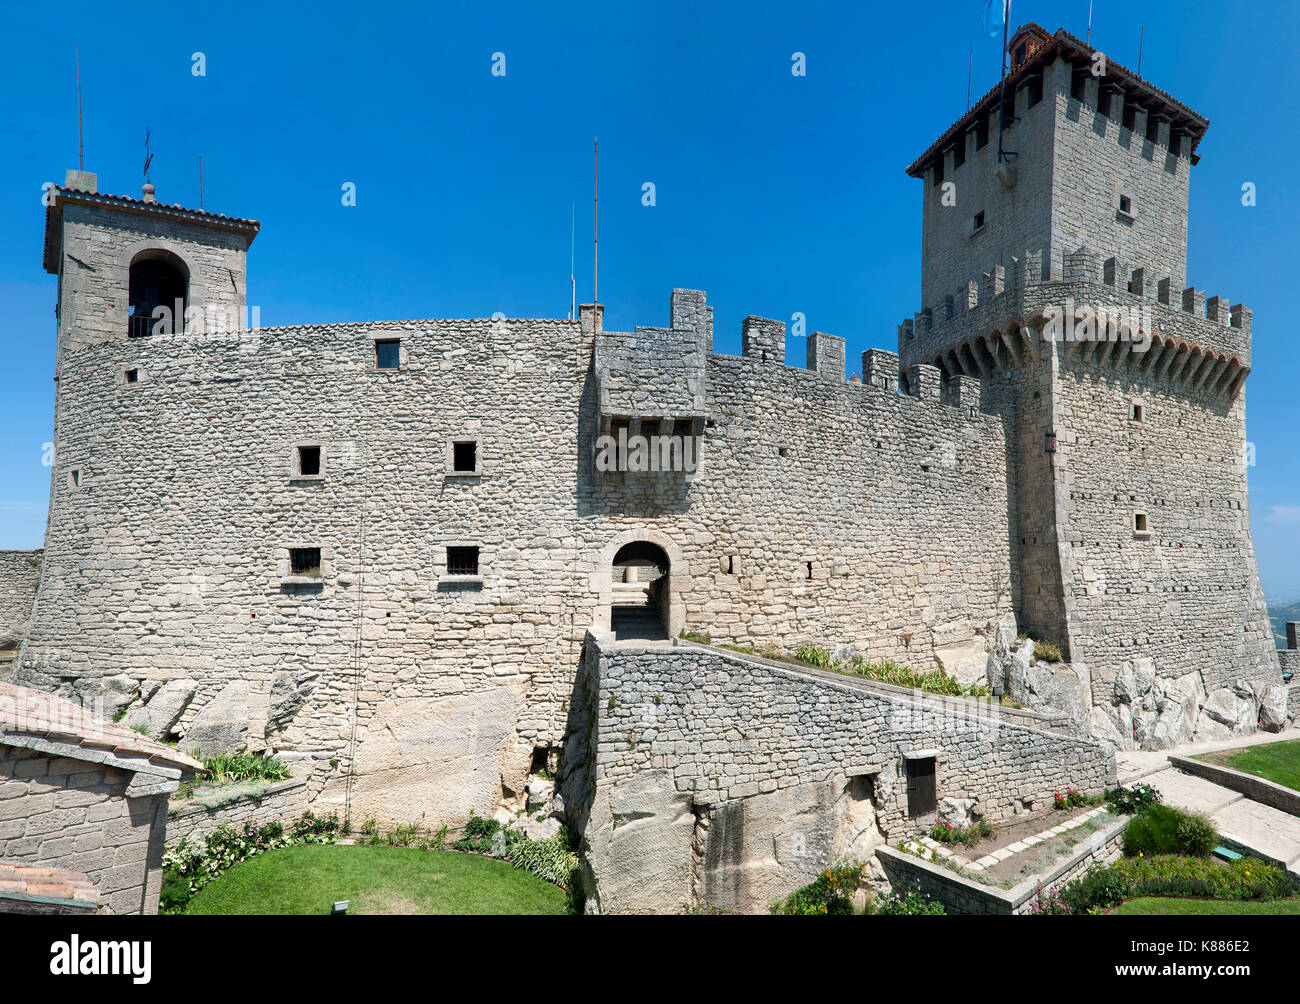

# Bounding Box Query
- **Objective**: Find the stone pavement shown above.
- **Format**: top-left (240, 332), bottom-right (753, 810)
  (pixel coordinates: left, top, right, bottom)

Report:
top-left (1116, 728), bottom-right (1300, 873)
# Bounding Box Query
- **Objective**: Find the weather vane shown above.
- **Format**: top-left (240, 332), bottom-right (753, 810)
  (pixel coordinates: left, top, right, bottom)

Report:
top-left (143, 127), bottom-right (153, 184)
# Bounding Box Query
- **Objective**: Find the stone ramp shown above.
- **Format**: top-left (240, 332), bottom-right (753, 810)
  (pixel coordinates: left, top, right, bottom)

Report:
top-left (1141, 764), bottom-right (1300, 873)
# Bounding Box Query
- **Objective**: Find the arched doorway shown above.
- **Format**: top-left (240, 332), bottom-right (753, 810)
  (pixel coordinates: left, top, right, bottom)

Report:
top-left (128, 249), bottom-right (188, 337)
top-left (611, 540), bottom-right (670, 641)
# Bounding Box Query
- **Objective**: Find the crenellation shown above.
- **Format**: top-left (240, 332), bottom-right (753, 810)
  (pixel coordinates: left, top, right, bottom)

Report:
top-left (806, 331), bottom-right (846, 381)
top-left (861, 349), bottom-right (900, 393)
top-left (740, 315), bottom-right (785, 364)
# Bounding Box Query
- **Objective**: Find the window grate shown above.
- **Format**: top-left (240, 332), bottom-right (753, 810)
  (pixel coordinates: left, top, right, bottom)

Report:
top-left (447, 546), bottom-right (479, 576)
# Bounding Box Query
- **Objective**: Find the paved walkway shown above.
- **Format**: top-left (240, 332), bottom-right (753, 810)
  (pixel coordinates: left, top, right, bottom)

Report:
top-left (1116, 728), bottom-right (1300, 872)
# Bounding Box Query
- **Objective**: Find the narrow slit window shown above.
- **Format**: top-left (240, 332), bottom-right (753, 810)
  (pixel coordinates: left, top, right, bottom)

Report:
top-left (1134, 513), bottom-right (1149, 535)
top-left (290, 547), bottom-right (322, 577)
top-left (973, 211), bottom-right (985, 232)
top-left (952, 141), bottom-right (965, 169)
top-left (1131, 402), bottom-right (1144, 422)
top-left (447, 546), bottom-right (479, 576)
top-left (932, 158), bottom-right (944, 189)
top-left (805, 561), bottom-right (813, 580)
top-left (375, 339), bottom-right (401, 370)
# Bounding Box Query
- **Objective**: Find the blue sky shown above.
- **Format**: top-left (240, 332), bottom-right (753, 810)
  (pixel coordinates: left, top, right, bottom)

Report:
top-left (1, 0), bottom-right (1296, 597)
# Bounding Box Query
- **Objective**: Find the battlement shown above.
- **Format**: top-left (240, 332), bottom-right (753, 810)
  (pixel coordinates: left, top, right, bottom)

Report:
top-left (899, 247), bottom-right (1252, 399)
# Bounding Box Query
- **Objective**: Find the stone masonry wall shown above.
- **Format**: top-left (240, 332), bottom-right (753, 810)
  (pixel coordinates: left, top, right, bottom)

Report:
top-left (0, 744), bottom-right (169, 915)
top-left (571, 637), bottom-right (1115, 913)
top-left (0, 550), bottom-right (42, 653)
top-left (164, 777), bottom-right (308, 848)
top-left (22, 283), bottom-right (1018, 829)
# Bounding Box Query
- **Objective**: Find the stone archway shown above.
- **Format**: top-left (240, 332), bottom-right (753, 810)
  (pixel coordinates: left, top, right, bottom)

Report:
top-left (594, 530), bottom-right (687, 640)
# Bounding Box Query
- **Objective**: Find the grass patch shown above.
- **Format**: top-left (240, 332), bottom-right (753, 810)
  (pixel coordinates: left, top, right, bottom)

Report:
top-left (1032, 641), bottom-right (1064, 664)
top-left (182, 844), bottom-right (567, 915)
top-left (1196, 739), bottom-right (1300, 793)
top-left (1114, 896), bottom-right (1300, 915)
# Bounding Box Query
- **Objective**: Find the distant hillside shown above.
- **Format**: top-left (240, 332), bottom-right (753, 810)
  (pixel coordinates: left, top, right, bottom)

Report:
top-left (1270, 602), bottom-right (1300, 648)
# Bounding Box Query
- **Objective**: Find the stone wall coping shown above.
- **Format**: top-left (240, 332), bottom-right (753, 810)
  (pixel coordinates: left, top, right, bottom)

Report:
top-left (166, 776), bottom-right (307, 821)
top-left (1, 732), bottom-right (183, 791)
top-left (665, 639), bottom-right (1078, 736)
top-left (1168, 755), bottom-right (1300, 819)
top-left (876, 812), bottom-right (1127, 913)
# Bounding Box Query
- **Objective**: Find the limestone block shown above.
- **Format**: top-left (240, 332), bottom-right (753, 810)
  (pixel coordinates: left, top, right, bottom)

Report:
top-left (179, 681), bottom-right (250, 757)
top-left (584, 769), bottom-right (695, 915)
top-left (266, 670), bottom-right (321, 736)
top-left (1089, 707), bottom-right (1127, 749)
top-left (1258, 686), bottom-right (1289, 733)
top-left (1113, 663), bottom-right (1137, 705)
top-left (935, 637), bottom-right (989, 687)
top-left (74, 673), bottom-right (138, 720)
top-left (1132, 658), bottom-right (1156, 701)
top-left (120, 679), bottom-right (197, 738)
top-left (938, 796), bottom-right (977, 829)
top-left (318, 682), bottom-right (529, 828)
top-left (1202, 687), bottom-right (1255, 733)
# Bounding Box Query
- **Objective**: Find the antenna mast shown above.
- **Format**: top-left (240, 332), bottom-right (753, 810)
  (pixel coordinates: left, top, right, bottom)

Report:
top-left (76, 45), bottom-right (83, 171)
top-left (1137, 24), bottom-right (1144, 74)
top-left (967, 45), bottom-right (973, 110)
top-left (1086, 0), bottom-right (1093, 45)
top-left (569, 203), bottom-right (575, 319)
top-left (593, 138), bottom-right (598, 305)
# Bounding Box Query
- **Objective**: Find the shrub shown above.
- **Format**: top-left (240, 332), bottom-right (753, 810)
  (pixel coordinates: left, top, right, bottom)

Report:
top-left (1059, 865), bottom-right (1130, 914)
top-left (930, 819), bottom-right (994, 846)
top-left (1053, 787), bottom-right (1090, 810)
top-left (874, 884), bottom-right (946, 916)
top-left (507, 828), bottom-right (580, 888)
top-left (201, 752), bottom-right (292, 785)
top-left (1123, 804), bottom-right (1218, 858)
top-left (1105, 782), bottom-right (1162, 815)
top-left (848, 657), bottom-right (991, 698)
top-left (1111, 855), bottom-right (1300, 901)
top-left (771, 861), bottom-right (865, 915)
top-left (1033, 641), bottom-right (1064, 663)
top-left (794, 643), bottom-right (833, 669)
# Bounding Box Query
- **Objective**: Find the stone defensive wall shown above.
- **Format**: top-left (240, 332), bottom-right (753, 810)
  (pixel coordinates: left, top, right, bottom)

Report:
top-left (0, 550), bottom-right (42, 657)
top-left (563, 633), bottom-right (1116, 914)
top-left (18, 289), bottom-right (1022, 827)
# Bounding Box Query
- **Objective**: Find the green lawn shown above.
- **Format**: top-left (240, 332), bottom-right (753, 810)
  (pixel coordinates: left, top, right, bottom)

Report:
top-left (182, 844), bottom-right (568, 915)
top-left (1115, 897), bottom-right (1300, 916)
top-left (1199, 739), bottom-right (1300, 792)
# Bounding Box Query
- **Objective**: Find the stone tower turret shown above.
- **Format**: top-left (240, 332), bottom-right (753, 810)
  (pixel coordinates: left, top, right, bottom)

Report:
top-left (898, 25), bottom-right (1278, 745)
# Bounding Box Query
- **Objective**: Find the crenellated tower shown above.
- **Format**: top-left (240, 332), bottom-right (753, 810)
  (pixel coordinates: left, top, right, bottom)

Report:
top-left (899, 25), bottom-right (1278, 746)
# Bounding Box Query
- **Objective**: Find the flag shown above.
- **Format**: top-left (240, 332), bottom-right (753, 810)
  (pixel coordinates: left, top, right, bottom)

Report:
top-left (983, 0), bottom-right (1011, 37)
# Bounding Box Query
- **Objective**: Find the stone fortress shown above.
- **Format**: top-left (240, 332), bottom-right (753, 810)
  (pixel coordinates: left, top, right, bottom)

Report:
top-left (3, 24), bottom-right (1291, 911)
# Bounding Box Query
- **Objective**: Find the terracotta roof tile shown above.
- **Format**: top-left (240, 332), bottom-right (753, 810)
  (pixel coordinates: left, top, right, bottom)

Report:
top-left (0, 862), bottom-right (101, 910)
top-left (0, 681), bottom-right (203, 775)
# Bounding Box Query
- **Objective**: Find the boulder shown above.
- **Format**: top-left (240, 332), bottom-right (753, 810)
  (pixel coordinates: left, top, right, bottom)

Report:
top-left (1132, 709), bottom-right (1158, 748)
top-left (1194, 717), bottom-right (1232, 743)
top-left (1148, 673), bottom-right (1202, 748)
top-left (1113, 663), bottom-right (1138, 705)
top-left (512, 815), bottom-right (561, 841)
top-left (934, 638), bottom-right (989, 687)
top-left (525, 775), bottom-right (555, 811)
top-left (1010, 657), bottom-right (1088, 729)
top-left (831, 643), bottom-right (858, 667)
top-left (938, 796), bottom-right (978, 829)
top-left (984, 613), bottom-right (1019, 689)
top-left (180, 680), bottom-right (250, 756)
top-left (1202, 687), bottom-right (1256, 733)
top-left (1258, 685), bottom-right (1289, 733)
top-left (266, 669), bottom-right (321, 736)
top-left (1088, 707), bottom-right (1126, 749)
top-left (1132, 658), bottom-right (1156, 699)
top-left (74, 673), bottom-right (138, 720)
top-left (120, 679), bottom-right (197, 738)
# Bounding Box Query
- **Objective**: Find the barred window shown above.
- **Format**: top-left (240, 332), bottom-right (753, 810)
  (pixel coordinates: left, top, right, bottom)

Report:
top-left (446, 546), bottom-right (479, 576)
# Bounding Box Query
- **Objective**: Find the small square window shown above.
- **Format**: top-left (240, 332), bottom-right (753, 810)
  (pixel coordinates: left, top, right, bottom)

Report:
top-left (290, 547), bottom-right (322, 577)
top-left (375, 339), bottom-right (401, 370)
top-left (1131, 402), bottom-right (1144, 422)
top-left (452, 440), bottom-right (478, 473)
top-left (1119, 195), bottom-right (1133, 216)
top-left (298, 445), bottom-right (322, 476)
top-left (1133, 513), bottom-right (1150, 535)
top-left (447, 546), bottom-right (479, 576)
top-left (125, 368), bottom-right (139, 383)
top-left (973, 211), bottom-right (985, 232)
